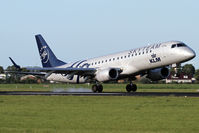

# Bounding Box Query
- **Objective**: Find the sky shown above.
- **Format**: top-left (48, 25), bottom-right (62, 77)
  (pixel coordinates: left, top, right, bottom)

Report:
top-left (0, 0), bottom-right (199, 69)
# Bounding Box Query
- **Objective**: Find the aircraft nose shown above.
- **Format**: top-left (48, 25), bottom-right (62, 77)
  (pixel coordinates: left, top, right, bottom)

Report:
top-left (184, 48), bottom-right (196, 60)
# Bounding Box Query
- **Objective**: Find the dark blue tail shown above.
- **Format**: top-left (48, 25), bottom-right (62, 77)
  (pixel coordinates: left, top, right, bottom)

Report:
top-left (35, 34), bottom-right (66, 67)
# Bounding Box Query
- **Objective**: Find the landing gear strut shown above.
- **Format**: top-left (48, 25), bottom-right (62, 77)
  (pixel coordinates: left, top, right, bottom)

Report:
top-left (126, 83), bottom-right (137, 92)
top-left (92, 84), bottom-right (103, 93)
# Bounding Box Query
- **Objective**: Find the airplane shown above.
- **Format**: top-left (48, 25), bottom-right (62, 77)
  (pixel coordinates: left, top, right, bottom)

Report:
top-left (12, 34), bottom-right (196, 92)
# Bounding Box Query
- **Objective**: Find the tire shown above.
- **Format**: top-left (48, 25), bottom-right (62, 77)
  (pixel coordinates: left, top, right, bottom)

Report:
top-left (92, 85), bottom-right (98, 92)
top-left (132, 84), bottom-right (137, 92)
top-left (126, 84), bottom-right (132, 92)
top-left (97, 84), bottom-right (103, 92)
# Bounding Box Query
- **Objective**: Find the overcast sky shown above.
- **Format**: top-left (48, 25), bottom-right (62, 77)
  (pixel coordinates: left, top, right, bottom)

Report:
top-left (0, 0), bottom-right (198, 69)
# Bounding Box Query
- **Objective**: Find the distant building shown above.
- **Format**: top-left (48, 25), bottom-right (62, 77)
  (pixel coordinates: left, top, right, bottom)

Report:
top-left (166, 74), bottom-right (195, 83)
top-left (0, 74), bottom-right (6, 80)
top-left (20, 75), bottom-right (42, 83)
top-left (117, 75), bottom-right (141, 83)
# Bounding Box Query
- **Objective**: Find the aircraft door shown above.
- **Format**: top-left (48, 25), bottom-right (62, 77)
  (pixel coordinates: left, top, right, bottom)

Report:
top-left (159, 44), bottom-right (168, 65)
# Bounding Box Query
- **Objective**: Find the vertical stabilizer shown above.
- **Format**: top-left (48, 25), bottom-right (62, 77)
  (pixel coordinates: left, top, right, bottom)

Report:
top-left (35, 34), bottom-right (66, 67)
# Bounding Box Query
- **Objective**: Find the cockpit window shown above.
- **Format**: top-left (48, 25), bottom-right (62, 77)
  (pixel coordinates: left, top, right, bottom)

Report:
top-left (171, 44), bottom-right (176, 48)
top-left (171, 43), bottom-right (186, 48)
top-left (177, 43), bottom-right (186, 47)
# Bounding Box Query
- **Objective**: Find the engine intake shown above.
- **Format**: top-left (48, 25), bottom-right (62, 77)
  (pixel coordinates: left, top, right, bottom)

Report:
top-left (95, 68), bottom-right (119, 82)
top-left (147, 67), bottom-right (170, 81)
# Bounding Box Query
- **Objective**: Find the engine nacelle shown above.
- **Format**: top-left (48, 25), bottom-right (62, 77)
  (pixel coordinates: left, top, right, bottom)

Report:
top-left (95, 68), bottom-right (119, 82)
top-left (147, 67), bottom-right (170, 81)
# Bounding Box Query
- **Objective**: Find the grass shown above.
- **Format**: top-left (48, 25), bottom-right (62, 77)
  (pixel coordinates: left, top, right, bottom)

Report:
top-left (0, 96), bottom-right (199, 133)
top-left (0, 83), bottom-right (199, 92)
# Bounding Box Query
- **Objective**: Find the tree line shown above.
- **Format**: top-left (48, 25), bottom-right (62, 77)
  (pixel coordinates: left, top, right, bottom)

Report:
top-left (0, 65), bottom-right (43, 84)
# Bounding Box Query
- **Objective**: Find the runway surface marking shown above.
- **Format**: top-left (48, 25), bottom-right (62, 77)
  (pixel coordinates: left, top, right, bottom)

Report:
top-left (0, 91), bottom-right (199, 97)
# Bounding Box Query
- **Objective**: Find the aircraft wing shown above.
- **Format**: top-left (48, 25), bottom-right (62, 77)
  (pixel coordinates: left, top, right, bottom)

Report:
top-left (8, 57), bottom-right (96, 77)
top-left (5, 71), bottom-right (46, 76)
top-left (8, 57), bottom-right (46, 76)
top-left (27, 67), bottom-right (97, 76)
top-left (9, 57), bottom-right (21, 70)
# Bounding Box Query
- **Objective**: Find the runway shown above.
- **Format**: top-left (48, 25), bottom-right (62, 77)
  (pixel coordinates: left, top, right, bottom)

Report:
top-left (0, 91), bottom-right (199, 97)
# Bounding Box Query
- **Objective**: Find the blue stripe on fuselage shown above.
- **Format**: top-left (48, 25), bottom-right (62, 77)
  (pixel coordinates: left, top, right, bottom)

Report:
top-left (81, 63), bottom-right (90, 68)
top-left (75, 60), bottom-right (87, 68)
top-left (70, 61), bottom-right (80, 68)
top-left (67, 60), bottom-right (87, 81)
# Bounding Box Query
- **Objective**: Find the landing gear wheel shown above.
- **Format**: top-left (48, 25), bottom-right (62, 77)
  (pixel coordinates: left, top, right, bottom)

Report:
top-left (97, 84), bottom-right (103, 93)
top-left (126, 84), bottom-right (132, 92)
top-left (126, 84), bottom-right (137, 92)
top-left (92, 84), bottom-right (103, 93)
top-left (92, 85), bottom-right (98, 92)
top-left (132, 84), bottom-right (137, 92)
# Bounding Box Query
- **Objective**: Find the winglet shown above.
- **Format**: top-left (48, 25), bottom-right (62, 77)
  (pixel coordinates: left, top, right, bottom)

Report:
top-left (9, 57), bottom-right (21, 70)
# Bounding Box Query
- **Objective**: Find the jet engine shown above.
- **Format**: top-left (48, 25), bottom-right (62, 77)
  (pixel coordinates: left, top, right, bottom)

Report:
top-left (147, 67), bottom-right (170, 81)
top-left (95, 68), bottom-right (119, 82)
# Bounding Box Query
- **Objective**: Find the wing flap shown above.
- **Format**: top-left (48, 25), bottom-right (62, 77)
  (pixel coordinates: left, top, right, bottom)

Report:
top-left (5, 71), bottom-right (46, 76)
top-left (27, 67), bottom-right (96, 76)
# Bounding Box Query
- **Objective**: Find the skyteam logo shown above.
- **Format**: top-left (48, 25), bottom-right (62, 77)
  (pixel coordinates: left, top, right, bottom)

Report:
top-left (151, 53), bottom-right (156, 58)
top-left (40, 46), bottom-right (49, 64)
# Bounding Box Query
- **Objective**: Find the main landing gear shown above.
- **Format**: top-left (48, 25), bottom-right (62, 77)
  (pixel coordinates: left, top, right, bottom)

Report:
top-left (126, 83), bottom-right (137, 92)
top-left (91, 83), bottom-right (137, 93)
top-left (92, 84), bottom-right (103, 92)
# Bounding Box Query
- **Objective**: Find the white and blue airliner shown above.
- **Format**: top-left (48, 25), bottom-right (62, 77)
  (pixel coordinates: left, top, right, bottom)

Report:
top-left (10, 34), bottom-right (196, 92)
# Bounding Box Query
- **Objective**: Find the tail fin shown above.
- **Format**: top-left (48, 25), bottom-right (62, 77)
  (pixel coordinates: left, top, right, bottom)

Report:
top-left (35, 34), bottom-right (66, 67)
